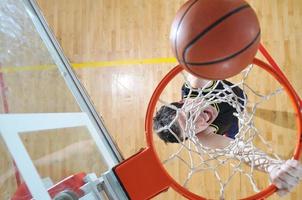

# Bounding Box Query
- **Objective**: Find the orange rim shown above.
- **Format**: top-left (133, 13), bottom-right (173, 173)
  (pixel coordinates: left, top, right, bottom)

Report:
top-left (145, 44), bottom-right (302, 200)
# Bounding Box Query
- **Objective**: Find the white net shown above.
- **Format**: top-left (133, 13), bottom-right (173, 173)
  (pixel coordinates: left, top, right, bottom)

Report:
top-left (153, 64), bottom-right (292, 199)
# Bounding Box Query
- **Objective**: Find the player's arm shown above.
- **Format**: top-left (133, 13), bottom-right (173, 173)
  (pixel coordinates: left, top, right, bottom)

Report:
top-left (232, 143), bottom-right (302, 196)
top-left (186, 73), bottom-right (211, 88)
top-left (268, 159), bottom-right (302, 196)
top-left (196, 133), bottom-right (302, 197)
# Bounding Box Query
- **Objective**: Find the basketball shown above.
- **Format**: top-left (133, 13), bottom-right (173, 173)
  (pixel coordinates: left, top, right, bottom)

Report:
top-left (170, 0), bottom-right (261, 80)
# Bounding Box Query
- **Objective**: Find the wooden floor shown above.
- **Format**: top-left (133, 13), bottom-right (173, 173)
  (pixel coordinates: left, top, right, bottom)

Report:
top-left (1, 0), bottom-right (302, 199)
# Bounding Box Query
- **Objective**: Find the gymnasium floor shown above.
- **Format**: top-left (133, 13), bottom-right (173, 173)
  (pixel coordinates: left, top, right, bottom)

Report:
top-left (1, 0), bottom-right (302, 199)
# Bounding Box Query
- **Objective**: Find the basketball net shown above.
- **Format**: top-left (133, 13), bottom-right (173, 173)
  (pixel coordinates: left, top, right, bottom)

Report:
top-left (155, 64), bottom-right (285, 199)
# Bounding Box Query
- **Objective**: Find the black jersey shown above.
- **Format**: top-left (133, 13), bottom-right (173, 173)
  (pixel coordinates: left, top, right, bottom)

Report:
top-left (181, 80), bottom-right (245, 138)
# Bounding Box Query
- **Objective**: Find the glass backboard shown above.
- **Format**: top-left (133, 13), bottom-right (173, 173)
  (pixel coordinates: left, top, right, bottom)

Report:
top-left (0, 0), bottom-right (125, 199)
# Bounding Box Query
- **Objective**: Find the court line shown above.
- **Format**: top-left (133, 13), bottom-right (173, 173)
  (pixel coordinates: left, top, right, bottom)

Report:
top-left (0, 57), bottom-right (178, 73)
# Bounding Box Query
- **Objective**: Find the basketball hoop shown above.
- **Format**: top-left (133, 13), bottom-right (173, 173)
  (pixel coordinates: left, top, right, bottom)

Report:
top-left (114, 44), bottom-right (302, 199)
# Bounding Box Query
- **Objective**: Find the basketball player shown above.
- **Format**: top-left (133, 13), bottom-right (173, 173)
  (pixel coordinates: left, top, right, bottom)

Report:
top-left (153, 73), bottom-right (302, 196)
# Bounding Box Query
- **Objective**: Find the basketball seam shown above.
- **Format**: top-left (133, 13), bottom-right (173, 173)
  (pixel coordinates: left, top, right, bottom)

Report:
top-left (186, 30), bottom-right (260, 65)
top-left (181, 4), bottom-right (257, 66)
top-left (174, 0), bottom-right (198, 63)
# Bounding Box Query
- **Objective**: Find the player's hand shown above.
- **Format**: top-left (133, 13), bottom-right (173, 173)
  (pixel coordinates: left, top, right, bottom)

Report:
top-left (268, 159), bottom-right (302, 197)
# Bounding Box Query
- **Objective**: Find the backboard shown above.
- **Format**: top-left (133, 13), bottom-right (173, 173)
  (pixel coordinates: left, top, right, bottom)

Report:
top-left (0, 0), bottom-right (126, 199)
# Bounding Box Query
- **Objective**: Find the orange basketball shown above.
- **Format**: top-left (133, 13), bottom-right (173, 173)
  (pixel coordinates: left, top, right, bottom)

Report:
top-left (170, 0), bottom-right (260, 80)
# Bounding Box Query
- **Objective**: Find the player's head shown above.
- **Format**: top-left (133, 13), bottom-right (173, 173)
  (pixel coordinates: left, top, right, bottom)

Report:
top-left (153, 100), bottom-right (217, 143)
top-left (153, 102), bottom-right (185, 143)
